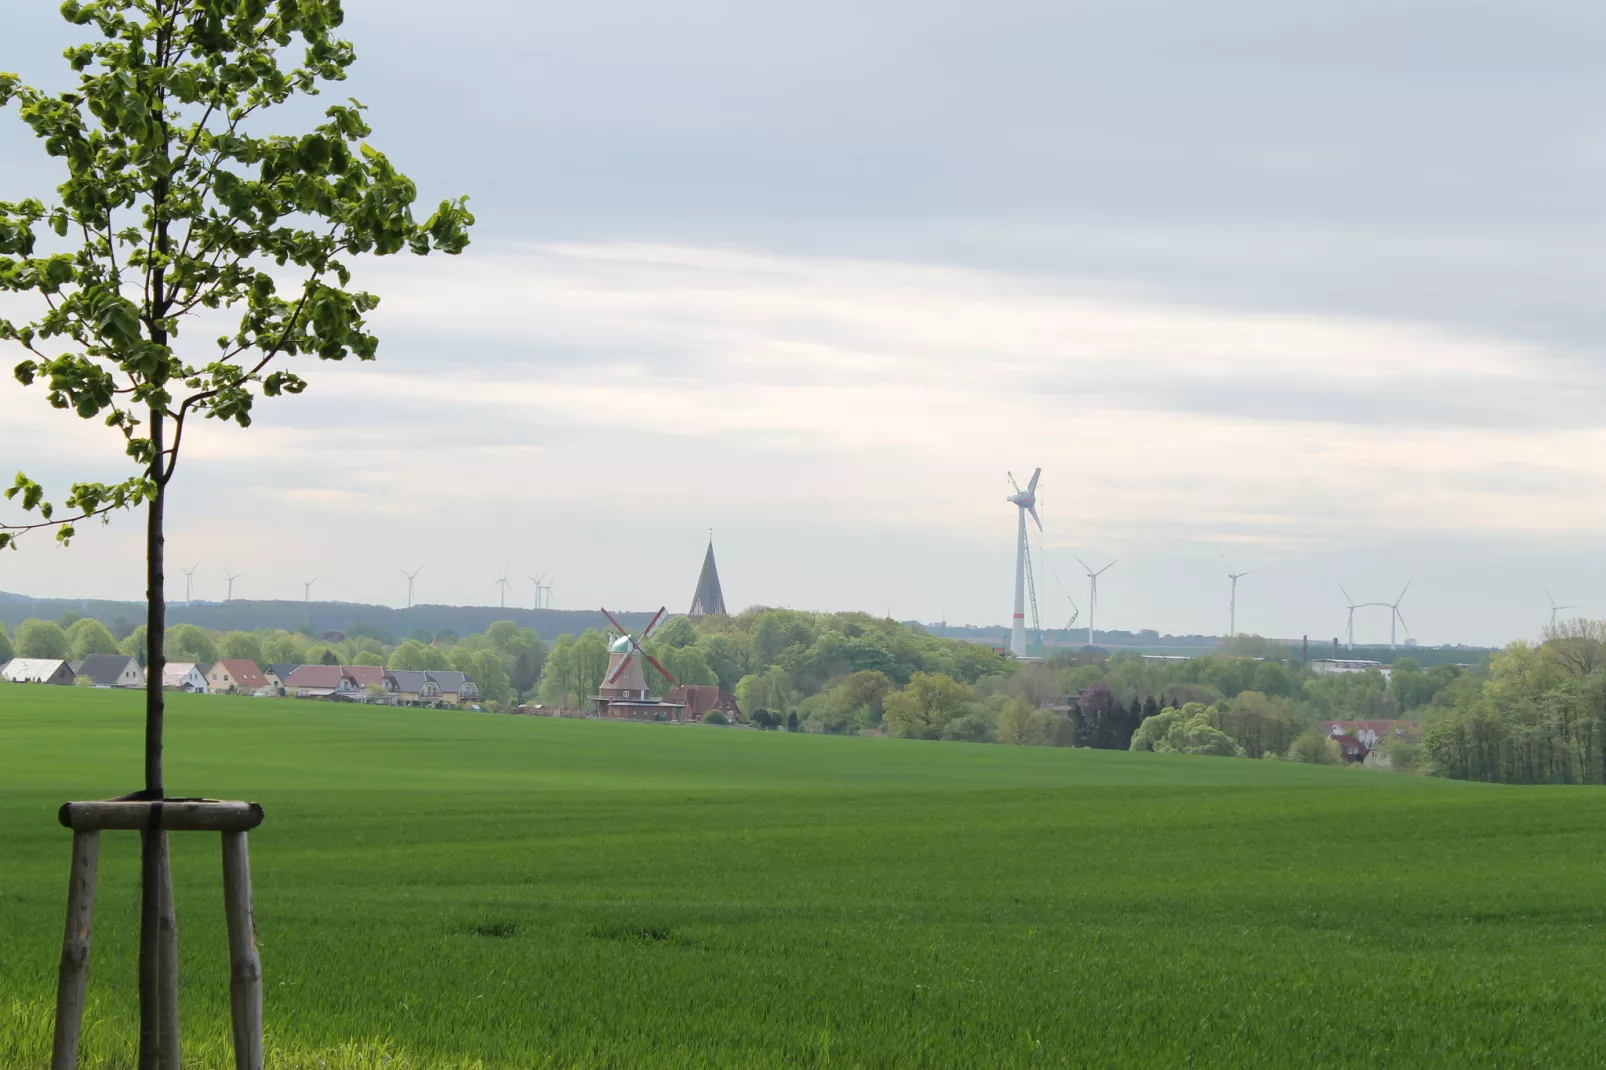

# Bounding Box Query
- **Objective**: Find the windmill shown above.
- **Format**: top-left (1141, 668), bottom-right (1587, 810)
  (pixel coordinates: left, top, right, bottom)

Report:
top-left (1074, 557), bottom-right (1116, 648)
top-left (598, 607), bottom-right (677, 706)
top-left (1338, 585), bottom-right (1384, 649)
top-left (223, 568), bottom-right (241, 602)
top-left (302, 577), bottom-right (317, 602)
top-left (1220, 552), bottom-right (1256, 638)
top-left (1006, 468), bottom-right (1042, 657)
top-left (1387, 581), bottom-right (1412, 648)
top-left (494, 567), bottom-right (511, 609)
top-left (1547, 588), bottom-right (1576, 629)
top-left (542, 575), bottom-right (555, 610)
top-left (528, 573), bottom-right (545, 611)
top-left (401, 566), bottom-right (422, 609)
top-left (180, 562), bottom-right (199, 604)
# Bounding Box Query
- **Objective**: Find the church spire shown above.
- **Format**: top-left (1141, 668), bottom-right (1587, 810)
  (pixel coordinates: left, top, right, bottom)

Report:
top-left (689, 538), bottom-right (727, 620)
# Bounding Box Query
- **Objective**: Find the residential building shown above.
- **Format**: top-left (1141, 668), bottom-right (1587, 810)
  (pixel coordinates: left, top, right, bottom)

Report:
top-left (263, 664), bottom-right (296, 688)
top-left (1332, 735), bottom-right (1371, 763)
top-left (74, 654), bottom-right (145, 689)
top-left (341, 665), bottom-right (388, 693)
top-left (162, 662), bottom-right (208, 692)
top-left (207, 659), bottom-right (269, 694)
top-left (664, 684), bottom-right (742, 721)
top-left (282, 664), bottom-right (360, 699)
top-left (1323, 720), bottom-right (1419, 749)
top-left (385, 670), bottom-right (443, 706)
top-left (424, 670), bottom-right (482, 706)
top-left (2, 658), bottom-right (76, 685)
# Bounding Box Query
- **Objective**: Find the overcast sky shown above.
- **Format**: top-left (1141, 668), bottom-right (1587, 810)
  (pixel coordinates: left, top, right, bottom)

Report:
top-left (4, 0), bottom-right (1606, 646)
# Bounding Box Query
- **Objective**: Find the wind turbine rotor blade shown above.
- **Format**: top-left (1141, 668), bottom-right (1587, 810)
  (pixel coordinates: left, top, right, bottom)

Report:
top-left (1007, 471), bottom-right (1021, 494)
top-left (1397, 580), bottom-right (1412, 603)
top-left (1239, 570), bottom-right (1257, 579)
top-left (1097, 560), bottom-right (1117, 576)
top-left (1027, 467), bottom-right (1041, 493)
top-left (1028, 504), bottom-right (1042, 530)
top-left (1339, 584), bottom-right (1355, 606)
top-left (1394, 608), bottom-right (1412, 636)
top-left (1074, 556), bottom-right (1092, 573)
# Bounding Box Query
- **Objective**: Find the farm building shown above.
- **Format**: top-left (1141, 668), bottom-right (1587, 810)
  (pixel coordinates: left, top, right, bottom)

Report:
top-left (2, 658), bottom-right (76, 685)
top-left (1323, 720), bottom-right (1419, 749)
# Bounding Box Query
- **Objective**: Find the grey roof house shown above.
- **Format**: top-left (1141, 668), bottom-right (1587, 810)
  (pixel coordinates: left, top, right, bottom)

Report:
top-left (74, 654), bottom-right (146, 688)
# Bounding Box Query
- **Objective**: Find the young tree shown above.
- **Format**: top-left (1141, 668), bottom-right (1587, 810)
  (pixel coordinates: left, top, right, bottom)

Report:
top-left (0, 3), bottom-right (470, 1060)
top-left (0, 623), bottom-right (13, 662)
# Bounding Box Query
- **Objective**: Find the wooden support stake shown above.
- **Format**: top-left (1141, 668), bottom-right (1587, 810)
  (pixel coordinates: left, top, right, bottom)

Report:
top-left (138, 829), bottom-right (162, 1070)
top-left (221, 831), bottom-right (263, 1070)
top-left (158, 832), bottom-right (181, 1070)
top-left (51, 829), bottom-right (99, 1070)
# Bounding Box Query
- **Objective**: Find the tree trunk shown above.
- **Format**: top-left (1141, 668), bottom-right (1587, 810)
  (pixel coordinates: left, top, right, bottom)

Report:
top-left (139, 404), bottom-right (166, 1070)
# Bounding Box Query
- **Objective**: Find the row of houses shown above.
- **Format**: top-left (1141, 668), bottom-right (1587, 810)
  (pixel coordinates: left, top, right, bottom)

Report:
top-left (1, 657), bottom-right (481, 707)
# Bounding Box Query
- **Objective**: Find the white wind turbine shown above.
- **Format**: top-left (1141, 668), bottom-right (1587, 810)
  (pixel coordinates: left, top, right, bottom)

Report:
top-left (1075, 557), bottom-right (1116, 648)
top-left (180, 562), bottom-right (199, 604)
top-left (223, 568), bottom-right (241, 601)
top-left (401, 566), bottom-right (422, 609)
top-left (1005, 468), bottom-right (1042, 658)
top-left (1220, 552), bottom-right (1255, 638)
top-left (1387, 581), bottom-right (1412, 648)
top-left (528, 573), bottom-right (547, 611)
top-left (494, 567), bottom-right (512, 609)
top-left (1547, 588), bottom-right (1577, 629)
top-left (302, 576), bottom-right (317, 602)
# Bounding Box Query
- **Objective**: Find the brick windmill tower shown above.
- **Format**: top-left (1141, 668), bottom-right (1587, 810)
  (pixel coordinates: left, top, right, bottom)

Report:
top-left (591, 607), bottom-right (687, 719)
top-left (689, 537), bottom-right (728, 621)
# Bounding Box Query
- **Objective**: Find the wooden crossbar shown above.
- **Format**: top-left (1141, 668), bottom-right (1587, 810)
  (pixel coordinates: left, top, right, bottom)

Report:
top-left (59, 800), bottom-right (264, 832)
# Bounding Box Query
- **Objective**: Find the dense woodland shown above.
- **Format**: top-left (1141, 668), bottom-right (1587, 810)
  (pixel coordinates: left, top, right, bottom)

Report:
top-left (12, 607), bottom-right (1602, 784)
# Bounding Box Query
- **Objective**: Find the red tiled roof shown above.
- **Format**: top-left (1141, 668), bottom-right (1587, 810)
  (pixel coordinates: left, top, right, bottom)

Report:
top-left (284, 664), bottom-right (345, 689)
top-left (342, 665), bottom-right (387, 687)
top-left (216, 659), bottom-right (268, 688)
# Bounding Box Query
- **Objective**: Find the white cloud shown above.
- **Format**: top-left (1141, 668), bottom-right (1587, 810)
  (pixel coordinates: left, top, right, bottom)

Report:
top-left (2, 241), bottom-right (1603, 642)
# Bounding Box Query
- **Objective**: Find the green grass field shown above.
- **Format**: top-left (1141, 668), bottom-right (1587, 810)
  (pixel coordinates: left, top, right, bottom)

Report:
top-left (4, 689), bottom-right (1606, 1068)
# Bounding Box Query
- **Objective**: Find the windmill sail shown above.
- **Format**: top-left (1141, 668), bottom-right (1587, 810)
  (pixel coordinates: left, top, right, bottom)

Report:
top-left (689, 539), bottom-right (728, 620)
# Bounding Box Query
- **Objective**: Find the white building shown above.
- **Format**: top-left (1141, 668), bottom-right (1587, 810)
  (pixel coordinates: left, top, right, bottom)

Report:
top-left (2, 658), bottom-right (76, 685)
top-left (161, 662), bottom-right (208, 692)
top-left (1309, 658), bottom-right (1393, 682)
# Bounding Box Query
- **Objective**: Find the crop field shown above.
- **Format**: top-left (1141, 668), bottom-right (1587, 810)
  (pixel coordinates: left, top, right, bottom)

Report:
top-left (3, 690), bottom-right (1606, 1068)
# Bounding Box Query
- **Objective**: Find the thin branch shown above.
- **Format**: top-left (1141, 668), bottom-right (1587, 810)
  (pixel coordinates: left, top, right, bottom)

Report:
top-left (0, 502), bottom-right (122, 535)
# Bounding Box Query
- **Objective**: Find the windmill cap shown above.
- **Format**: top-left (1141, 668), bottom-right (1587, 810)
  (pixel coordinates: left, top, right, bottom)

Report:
top-left (609, 634), bottom-right (633, 654)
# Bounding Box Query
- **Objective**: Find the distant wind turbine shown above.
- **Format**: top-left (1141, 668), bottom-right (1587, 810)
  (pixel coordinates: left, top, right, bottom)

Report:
top-left (401, 566), bottom-right (423, 609)
top-left (1547, 588), bottom-right (1577, 629)
top-left (1220, 552), bottom-right (1256, 638)
top-left (1006, 468), bottom-right (1042, 658)
top-left (528, 573), bottom-right (545, 611)
top-left (1387, 581), bottom-right (1412, 648)
top-left (494, 567), bottom-right (512, 609)
top-left (223, 568), bottom-right (241, 601)
top-left (180, 562), bottom-right (199, 604)
top-left (1074, 557), bottom-right (1116, 648)
top-left (302, 577), bottom-right (317, 602)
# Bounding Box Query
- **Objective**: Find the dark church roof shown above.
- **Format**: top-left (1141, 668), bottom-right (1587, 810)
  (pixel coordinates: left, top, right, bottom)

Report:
top-left (689, 540), bottom-right (728, 620)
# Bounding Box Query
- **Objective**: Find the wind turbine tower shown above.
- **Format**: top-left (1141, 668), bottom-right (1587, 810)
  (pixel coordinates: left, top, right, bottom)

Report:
top-left (528, 573), bottom-right (545, 611)
top-left (302, 577), bottom-right (317, 602)
top-left (1220, 553), bottom-right (1255, 638)
top-left (223, 568), bottom-right (240, 601)
top-left (1547, 589), bottom-right (1577, 629)
top-left (1388, 581), bottom-right (1412, 648)
top-left (1005, 468), bottom-right (1042, 658)
top-left (401, 566), bottom-right (422, 609)
top-left (1075, 557), bottom-right (1116, 648)
top-left (495, 567), bottom-right (512, 609)
top-left (181, 562), bottom-right (199, 604)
